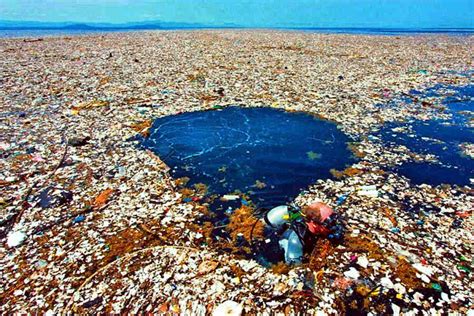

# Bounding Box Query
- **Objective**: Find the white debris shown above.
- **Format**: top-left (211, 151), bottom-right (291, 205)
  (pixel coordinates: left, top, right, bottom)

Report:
top-left (419, 273), bottom-right (431, 283)
top-left (13, 290), bottom-right (23, 296)
top-left (391, 303), bottom-right (401, 316)
top-left (357, 185), bottom-right (379, 198)
top-left (343, 267), bottom-right (360, 279)
top-left (357, 256), bottom-right (369, 268)
top-left (221, 195), bottom-right (240, 201)
top-left (413, 263), bottom-right (434, 276)
top-left (212, 300), bottom-right (243, 316)
top-left (381, 276), bottom-right (394, 289)
top-left (7, 231), bottom-right (26, 248)
top-left (441, 293), bottom-right (450, 303)
top-left (413, 292), bottom-right (424, 304)
top-left (394, 283), bottom-right (406, 295)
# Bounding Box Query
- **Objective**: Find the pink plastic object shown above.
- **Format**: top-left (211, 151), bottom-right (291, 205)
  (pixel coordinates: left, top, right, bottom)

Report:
top-left (307, 202), bottom-right (334, 222)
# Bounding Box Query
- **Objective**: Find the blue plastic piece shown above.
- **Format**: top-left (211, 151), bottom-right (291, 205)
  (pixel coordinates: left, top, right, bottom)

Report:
top-left (73, 215), bottom-right (86, 223)
top-left (336, 194), bottom-right (348, 206)
top-left (279, 229), bottom-right (303, 264)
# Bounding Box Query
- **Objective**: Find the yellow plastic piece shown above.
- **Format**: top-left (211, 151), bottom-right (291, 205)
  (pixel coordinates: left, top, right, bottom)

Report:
top-left (370, 288), bottom-right (380, 296)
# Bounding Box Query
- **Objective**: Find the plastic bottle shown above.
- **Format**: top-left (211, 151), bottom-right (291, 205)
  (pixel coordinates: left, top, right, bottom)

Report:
top-left (279, 229), bottom-right (303, 264)
top-left (264, 205), bottom-right (289, 228)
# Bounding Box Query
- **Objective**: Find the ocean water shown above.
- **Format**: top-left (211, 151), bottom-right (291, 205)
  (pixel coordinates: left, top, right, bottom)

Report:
top-left (1, 27), bottom-right (473, 38)
top-left (0, 29), bottom-right (135, 38)
top-left (140, 107), bottom-right (355, 208)
top-left (295, 27), bottom-right (474, 35)
top-left (375, 84), bottom-right (474, 186)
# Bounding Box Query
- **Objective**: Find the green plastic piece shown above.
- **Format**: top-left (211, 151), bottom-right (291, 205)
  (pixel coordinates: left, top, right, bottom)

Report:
top-left (458, 265), bottom-right (471, 273)
top-left (290, 212), bottom-right (302, 220)
top-left (459, 255), bottom-right (468, 262)
top-left (431, 283), bottom-right (442, 292)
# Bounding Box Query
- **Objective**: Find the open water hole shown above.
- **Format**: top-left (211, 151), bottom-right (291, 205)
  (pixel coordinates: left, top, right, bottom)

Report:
top-left (141, 107), bottom-right (355, 209)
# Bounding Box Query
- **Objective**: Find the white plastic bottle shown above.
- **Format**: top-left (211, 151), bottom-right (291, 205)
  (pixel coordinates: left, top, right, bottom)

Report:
top-left (264, 205), bottom-right (290, 228)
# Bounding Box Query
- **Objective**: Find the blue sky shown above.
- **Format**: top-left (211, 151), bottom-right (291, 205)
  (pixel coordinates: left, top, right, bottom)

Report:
top-left (0, 0), bottom-right (473, 28)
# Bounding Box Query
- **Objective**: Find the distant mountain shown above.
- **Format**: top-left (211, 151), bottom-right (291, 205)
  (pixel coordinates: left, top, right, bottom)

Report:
top-left (0, 20), bottom-right (241, 30)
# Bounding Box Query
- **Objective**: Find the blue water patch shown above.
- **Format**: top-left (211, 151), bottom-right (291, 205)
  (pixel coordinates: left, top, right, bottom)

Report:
top-left (375, 84), bottom-right (473, 186)
top-left (295, 27), bottom-right (474, 36)
top-left (141, 107), bottom-right (355, 208)
top-left (2, 27), bottom-right (473, 39)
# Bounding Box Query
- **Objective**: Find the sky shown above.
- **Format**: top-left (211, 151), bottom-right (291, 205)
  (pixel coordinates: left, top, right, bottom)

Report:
top-left (0, 0), bottom-right (473, 28)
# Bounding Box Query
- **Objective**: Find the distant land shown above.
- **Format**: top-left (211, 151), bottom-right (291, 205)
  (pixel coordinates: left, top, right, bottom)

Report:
top-left (1, 20), bottom-right (473, 35)
top-left (0, 20), bottom-right (233, 30)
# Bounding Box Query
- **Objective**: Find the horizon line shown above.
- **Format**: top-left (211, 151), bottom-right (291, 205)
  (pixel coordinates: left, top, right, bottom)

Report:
top-left (1, 19), bottom-right (473, 31)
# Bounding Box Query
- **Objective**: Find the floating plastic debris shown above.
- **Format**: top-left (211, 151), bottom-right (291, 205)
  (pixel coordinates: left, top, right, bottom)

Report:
top-left (7, 231), bottom-right (26, 248)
